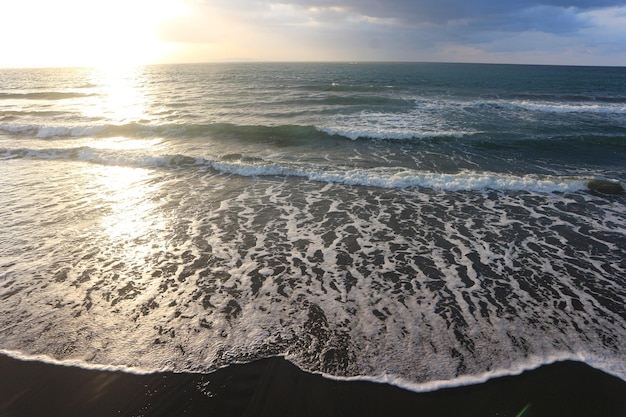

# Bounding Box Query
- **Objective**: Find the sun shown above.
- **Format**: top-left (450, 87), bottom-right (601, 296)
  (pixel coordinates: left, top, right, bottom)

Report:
top-left (0, 0), bottom-right (189, 68)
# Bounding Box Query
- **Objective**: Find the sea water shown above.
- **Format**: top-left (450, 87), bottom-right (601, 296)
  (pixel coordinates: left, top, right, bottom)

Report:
top-left (0, 62), bottom-right (625, 391)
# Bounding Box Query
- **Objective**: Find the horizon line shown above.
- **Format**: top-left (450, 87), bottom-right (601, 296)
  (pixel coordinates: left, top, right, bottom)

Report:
top-left (1, 59), bottom-right (625, 71)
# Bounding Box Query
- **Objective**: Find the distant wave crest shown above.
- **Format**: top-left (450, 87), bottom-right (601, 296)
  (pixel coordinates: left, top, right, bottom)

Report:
top-left (0, 92), bottom-right (96, 100)
top-left (0, 121), bottom-right (471, 142)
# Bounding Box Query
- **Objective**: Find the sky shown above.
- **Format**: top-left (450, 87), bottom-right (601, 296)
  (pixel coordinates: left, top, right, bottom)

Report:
top-left (1, 0), bottom-right (626, 68)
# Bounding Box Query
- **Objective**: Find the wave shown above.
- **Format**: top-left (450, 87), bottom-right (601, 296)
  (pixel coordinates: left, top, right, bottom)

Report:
top-left (427, 97), bottom-right (626, 115)
top-left (177, 123), bottom-right (335, 141)
top-left (1, 110), bottom-right (71, 118)
top-left (209, 157), bottom-right (590, 193)
top-left (298, 89), bottom-right (626, 116)
top-left (318, 125), bottom-right (473, 141)
top-left (495, 93), bottom-right (626, 104)
top-left (0, 146), bottom-right (201, 169)
top-left (2, 118), bottom-right (624, 151)
top-left (302, 83), bottom-right (394, 93)
top-left (2, 145), bottom-right (599, 193)
top-left (318, 95), bottom-right (412, 107)
top-left (0, 122), bottom-right (173, 140)
top-left (0, 121), bottom-right (464, 142)
top-left (506, 100), bottom-right (626, 114)
top-left (0, 92), bottom-right (96, 100)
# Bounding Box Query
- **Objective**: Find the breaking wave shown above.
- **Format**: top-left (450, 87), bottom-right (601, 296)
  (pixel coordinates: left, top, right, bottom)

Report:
top-left (2, 121), bottom-right (625, 147)
top-left (1, 145), bottom-right (596, 193)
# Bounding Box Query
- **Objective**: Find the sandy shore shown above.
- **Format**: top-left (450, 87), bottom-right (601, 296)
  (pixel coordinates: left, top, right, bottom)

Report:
top-left (0, 353), bottom-right (624, 416)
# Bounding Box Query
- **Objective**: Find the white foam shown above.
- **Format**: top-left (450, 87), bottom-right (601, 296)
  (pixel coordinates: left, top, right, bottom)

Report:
top-left (315, 94), bottom-right (626, 141)
top-left (319, 107), bottom-right (476, 141)
top-left (1, 160), bottom-right (625, 395)
top-left (510, 100), bottom-right (626, 114)
top-left (307, 352), bottom-right (626, 393)
top-left (0, 123), bottom-right (106, 139)
top-left (0, 124), bottom-right (34, 135)
top-left (311, 168), bottom-right (588, 192)
top-left (319, 126), bottom-right (471, 141)
top-left (35, 125), bottom-right (107, 139)
top-left (2, 347), bottom-right (624, 394)
top-left (0, 349), bottom-right (158, 375)
top-left (3, 145), bottom-right (592, 193)
top-left (208, 159), bottom-right (589, 193)
top-left (0, 146), bottom-right (203, 169)
top-left (421, 97), bottom-right (626, 116)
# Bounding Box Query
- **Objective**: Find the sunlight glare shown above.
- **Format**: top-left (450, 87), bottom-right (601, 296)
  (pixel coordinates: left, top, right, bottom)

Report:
top-left (91, 165), bottom-right (166, 260)
top-left (87, 137), bottom-right (163, 151)
top-left (0, 0), bottom-right (190, 68)
top-left (83, 66), bottom-right (150, 123)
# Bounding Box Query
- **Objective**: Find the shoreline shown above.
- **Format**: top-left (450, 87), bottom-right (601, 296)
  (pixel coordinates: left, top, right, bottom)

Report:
top-left (1, 354), bottom-right (625, 416)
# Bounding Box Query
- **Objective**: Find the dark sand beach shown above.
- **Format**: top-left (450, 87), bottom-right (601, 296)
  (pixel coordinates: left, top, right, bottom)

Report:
top-left (1, 354), bottom-right (625, 417)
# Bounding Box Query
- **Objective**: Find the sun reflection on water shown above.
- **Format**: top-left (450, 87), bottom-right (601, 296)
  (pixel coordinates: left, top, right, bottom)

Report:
top-left (84, 66), bottom-right (151, 124)
top-left (90, 165), bottom-right (167, 262)
top-left (86, 136), bottom-right (164, 151)
top-left (75, 64), bottom-right (171, 273)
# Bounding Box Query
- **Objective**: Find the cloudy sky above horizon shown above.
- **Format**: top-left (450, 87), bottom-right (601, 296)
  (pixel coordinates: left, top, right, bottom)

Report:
top-left (1, 0), bottom-right (626, 68)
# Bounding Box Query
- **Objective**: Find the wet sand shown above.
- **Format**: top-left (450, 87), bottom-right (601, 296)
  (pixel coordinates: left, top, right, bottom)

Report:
top-left (1, 353), bottom-right (625, 417)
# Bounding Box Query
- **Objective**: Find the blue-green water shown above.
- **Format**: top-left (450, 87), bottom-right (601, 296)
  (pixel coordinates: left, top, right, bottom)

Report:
top-left (0, 63), bottom-right (625, 390)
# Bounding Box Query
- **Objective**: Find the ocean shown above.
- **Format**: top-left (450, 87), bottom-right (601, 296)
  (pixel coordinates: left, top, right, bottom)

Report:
top-left (0, 62), bottom-right (625, 392)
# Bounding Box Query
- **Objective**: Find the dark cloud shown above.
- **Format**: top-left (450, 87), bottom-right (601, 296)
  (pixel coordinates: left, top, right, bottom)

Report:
top-left (201, 0), bottom-right (624, 30)
top-left (280, 0), bottom-right (624, 16)
top-left (277, 0), bottom-right (605, 33)
top-left (185, 0), bottom-right (626, 65)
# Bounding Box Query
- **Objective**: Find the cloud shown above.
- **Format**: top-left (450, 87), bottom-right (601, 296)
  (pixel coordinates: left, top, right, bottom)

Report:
top-left (259, 0), bottom-right (608, 23)
top-left (157, 0), bottom-right (626, 65)
top-left (189, 0), bottom-right (619, 38)
top-left (3, 0), bottom-right (622, 67)
top-left (273, 0), bottom-right (597, 34)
